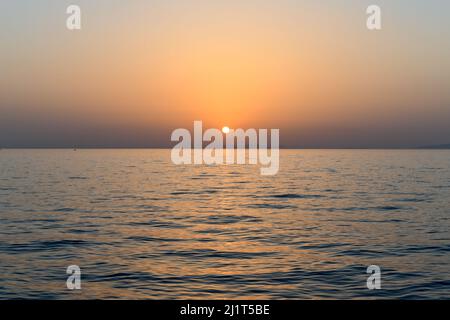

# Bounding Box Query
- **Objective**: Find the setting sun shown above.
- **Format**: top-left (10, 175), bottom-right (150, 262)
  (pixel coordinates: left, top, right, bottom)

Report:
top-left (222, 126), bottom-right (230, 134)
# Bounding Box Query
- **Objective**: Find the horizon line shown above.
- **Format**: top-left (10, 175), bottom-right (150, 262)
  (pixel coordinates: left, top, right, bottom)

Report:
top-left (1, 146), bottom-right (450, 150)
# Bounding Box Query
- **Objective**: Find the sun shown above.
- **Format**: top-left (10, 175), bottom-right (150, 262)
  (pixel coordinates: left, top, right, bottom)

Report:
top-left (222, 126), bottom-right (230, 134)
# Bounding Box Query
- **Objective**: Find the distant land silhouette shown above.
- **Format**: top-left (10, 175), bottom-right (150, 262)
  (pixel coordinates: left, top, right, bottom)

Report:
top-left (419, 143), bottom-right (450, 149)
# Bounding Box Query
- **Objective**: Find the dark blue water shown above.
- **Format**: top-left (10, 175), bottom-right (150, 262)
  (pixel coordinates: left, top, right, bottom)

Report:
top-left (0, 149), bottom-right (449, 299)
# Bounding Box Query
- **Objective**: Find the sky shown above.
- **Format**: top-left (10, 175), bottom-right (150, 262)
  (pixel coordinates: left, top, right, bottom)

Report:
top-left (1, 0), bottom-right (449, 148)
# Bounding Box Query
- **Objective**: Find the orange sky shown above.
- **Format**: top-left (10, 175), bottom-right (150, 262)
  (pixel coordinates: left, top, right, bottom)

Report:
top-left (1, 0), bottom-right (450, 147)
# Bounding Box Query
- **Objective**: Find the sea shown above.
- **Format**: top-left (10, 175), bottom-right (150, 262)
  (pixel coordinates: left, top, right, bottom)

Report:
top-left (0, 149), bottom-right (449, 299)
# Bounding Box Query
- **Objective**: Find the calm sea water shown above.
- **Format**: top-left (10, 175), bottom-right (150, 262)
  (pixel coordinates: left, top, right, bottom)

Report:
top-left (0, 149), bottom-right (449, 299)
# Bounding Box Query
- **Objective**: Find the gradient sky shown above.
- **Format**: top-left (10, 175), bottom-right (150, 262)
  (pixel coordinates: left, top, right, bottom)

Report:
top-left (1, 0), bottom-right (449, 148)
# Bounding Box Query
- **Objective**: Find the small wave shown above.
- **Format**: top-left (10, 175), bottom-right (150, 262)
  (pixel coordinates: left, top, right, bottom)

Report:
top-left (160, 249), bottom-right (276, 259)
top-left (171, 189), bottom-right (219, 195)
top-left (299, 243), bottom-right (348, 250)
top-left (336, 248), bottom-right (389, 257)
top-left (67, 228), bottom-right (99, 234)
top-left (270, 193), bottom-right (323, 199)
top-left (200, 215), bottom-right (262, 225)
top-left (2, 239), bottom-right (94, 253)
top-left (54, 208), bottom-right (76, 212)
top-left (195, 228), bottom-right (225, 234)
top-left (127, 220), bottom-right (188, 229)
top-left (375, 205), bottom-right (404, 211)
top-left (400, 244), bottom-right (450, 254)
top-left (397, 198), bottom-right (431, 203)
top-left (0, 187), bottom-right (17, 191)
top-left (127, 236), bottom-right (183, 242)
top-left (247, 203), bottom-right (297, 209)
